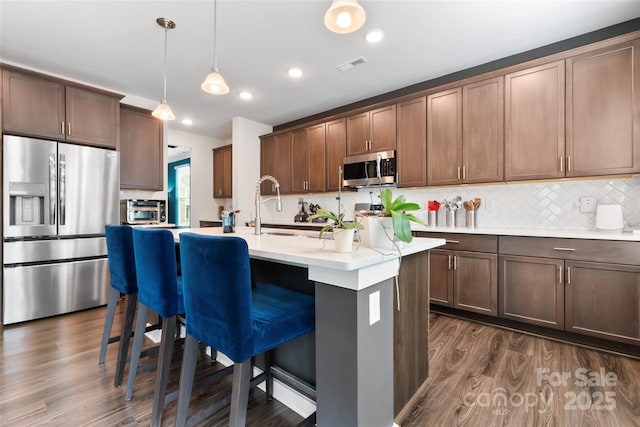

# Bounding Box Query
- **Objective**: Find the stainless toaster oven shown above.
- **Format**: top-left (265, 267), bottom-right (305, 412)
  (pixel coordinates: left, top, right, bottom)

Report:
top-left (120, 199), bottom-right (166, 225)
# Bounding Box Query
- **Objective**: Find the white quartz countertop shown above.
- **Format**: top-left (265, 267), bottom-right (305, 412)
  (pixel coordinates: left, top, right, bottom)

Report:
top-left (411, 224), bottom-right (640, 241)
top-left (172, 226), bottom-right (444, 271)
top-left (229, 219), bottom-right (640, 242)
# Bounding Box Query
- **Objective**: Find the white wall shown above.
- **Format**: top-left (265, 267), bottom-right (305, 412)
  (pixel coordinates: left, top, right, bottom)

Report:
top-left (231, 117), bottom-right (273, 225)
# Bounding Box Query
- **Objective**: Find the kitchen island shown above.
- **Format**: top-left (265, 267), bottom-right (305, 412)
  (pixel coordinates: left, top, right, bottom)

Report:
top-left (171, 226), bottom-right (445, 427)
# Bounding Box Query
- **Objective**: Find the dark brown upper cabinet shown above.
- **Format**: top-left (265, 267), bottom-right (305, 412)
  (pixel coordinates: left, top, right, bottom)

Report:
top-left (291, 123), bottom-right (326, 193)
top-left (213, 144), bottom-right (232, 199)
top-left (462, 76), bottom-right (504, 183)
top-left (346, 105), bottom-right (396, 156)
top-left (427, 88), bottom-right (462, 186)
top-left (504, 60), bottom-right (565, 181)
top-left (119, 105), bottom-right (163, 191)
top-left (325, 118), bottom-right (347, 191)
top-left (566, 40), bottom-right (640, 177)
top-left (396, 97), bottom-right (427, 188)
top-left (259, 133), bottom-right (291, 195)
top-left (2, 68), bottom-right (121, 148)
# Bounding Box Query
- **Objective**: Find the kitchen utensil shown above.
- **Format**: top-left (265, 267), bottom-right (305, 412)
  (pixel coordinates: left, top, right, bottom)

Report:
top-left (473, 198), bottom-right (482, 210)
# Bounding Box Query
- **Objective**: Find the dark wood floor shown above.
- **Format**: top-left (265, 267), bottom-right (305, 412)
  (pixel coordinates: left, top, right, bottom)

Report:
top-left (403, 314), bottom-right (640, 427)
top-left (2, 306), bottom-right (640, 426)
top-left (0, 304), bottom-right (303, 426)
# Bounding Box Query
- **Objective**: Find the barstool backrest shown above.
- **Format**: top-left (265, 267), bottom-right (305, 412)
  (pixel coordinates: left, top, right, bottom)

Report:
top-left (105, 225), bottom-right (137, 295)
top-left (132, 228), bottom-right (181, 318)
top-left (179, 233), bottom-right (254, 362)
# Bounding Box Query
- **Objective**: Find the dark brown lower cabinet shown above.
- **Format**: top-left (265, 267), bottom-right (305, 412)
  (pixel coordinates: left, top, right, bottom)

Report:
top-left (565, 261), bottom-right (640, 345)
top-left (429, 249), bottom-right (453, 306)
top-left (499, 255), bottom-right (565, 330)
top-left (430, 249), bottom-right (497, 316)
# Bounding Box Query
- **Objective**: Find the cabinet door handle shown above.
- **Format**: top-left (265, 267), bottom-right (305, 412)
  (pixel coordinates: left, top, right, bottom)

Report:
top-left (462, 166), bottom-right (466, 180)
top-left (454, 255), bottom-right (458, 270)
top-left (567, 156), bottom-right (571, 172)
top-left (457, 166), bottom-right (461, 180)
top-left (445, 240), bottom-right (460, 244)
top-left (567, 266), bottom-right (571, 285)
top-left (559, 156), bottom-right (563, 172)
top-left (67, 122), bottom-right (71, 136)
top-left (448, 255), bottom-right (452, 270)
top-left (553, 247), bottom-right (576, 252)
top-left (558, 265), bottom-right (563, 284)
top-left (61, 121), bottom-right (65, 135)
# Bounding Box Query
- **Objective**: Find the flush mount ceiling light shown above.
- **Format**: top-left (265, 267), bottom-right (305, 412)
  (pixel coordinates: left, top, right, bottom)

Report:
top-left (324, 0), bottom-right (366, 34)
top-left (288, 67), bottom-right (303, 78)
top-left (152, 18), bottom-right (176, 121)
top-left (182, 119), bottom-right (193, 125)
top-left (365, 29), bottom-right (384, 44)
top-left (239, 91), bottom-right (253, 100)
top-left (201, 0), bottom-right (229, 95)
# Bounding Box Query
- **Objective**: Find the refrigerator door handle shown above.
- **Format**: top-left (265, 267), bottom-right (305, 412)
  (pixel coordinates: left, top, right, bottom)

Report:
top-left (59, 153), bottom-right (66, 226)
top-left (49, 152), bottom-right (57, 225)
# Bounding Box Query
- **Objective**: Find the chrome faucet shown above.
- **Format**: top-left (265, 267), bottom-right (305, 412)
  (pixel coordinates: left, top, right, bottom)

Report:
top-left (255, 175), bottom-right (282, 235)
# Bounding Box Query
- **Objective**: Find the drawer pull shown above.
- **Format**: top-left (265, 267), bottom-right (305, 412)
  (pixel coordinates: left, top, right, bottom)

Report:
top-left (553, 247), bottom-right (576, 252)
top-left (446, 240), bottom-right (460, 244)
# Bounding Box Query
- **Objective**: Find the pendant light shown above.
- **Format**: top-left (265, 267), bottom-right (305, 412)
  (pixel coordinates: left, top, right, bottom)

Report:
top-left (324, 0), bottom-right (366, 34)
top-left (201, 0), bottom-right (229, 95)
top-left (152, 18), bottom-right (176, 121)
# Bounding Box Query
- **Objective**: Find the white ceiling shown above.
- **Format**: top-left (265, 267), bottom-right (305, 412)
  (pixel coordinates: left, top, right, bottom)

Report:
top-left (1, 1), bottom-right (639, 140)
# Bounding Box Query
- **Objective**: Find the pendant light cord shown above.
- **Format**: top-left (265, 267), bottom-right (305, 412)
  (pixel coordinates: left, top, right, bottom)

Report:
top-left (162, 23), bottom-right (168, 102)
top-left (213, 0), bottom-right (218, 72)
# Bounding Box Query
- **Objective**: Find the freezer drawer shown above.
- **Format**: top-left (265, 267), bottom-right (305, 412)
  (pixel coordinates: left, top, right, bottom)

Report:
top-left (3, 258), bottom-right (108, 324)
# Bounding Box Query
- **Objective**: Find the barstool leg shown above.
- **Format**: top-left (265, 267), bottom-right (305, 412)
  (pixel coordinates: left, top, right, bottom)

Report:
top-left (229, 360), bottom-right (252, 427)
top-left (151, 316), bottom-right (177, 427)
top-left (99, 287), bottom-right (120, 365)
top-left (114, 293), bottom-right (137, 387)
top-left (125, 303), bottom-right (149, 399)
top-left (265, 350), bottom-right (274, 401)
top-left (175, 335), bottom-right (200, 427)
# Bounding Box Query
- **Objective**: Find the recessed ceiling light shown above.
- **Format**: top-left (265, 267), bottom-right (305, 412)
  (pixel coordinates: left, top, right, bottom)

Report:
top-left (239, 91), bottom-right (253, 100)
top-left (182, 119), bottom-right (193, 125)
top-left (365, 29), bottom-right (384, 44)
top-left (288, 67), bottom-right (303, 78)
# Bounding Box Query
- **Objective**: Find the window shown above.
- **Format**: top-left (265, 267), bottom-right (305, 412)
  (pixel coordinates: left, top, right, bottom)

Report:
top-left (175, 164), bottom-right (191, 227)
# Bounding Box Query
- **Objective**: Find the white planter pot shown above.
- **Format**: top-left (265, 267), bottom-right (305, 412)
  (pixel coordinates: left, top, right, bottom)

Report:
top-left (333, 228), bottom-right (356, 253)
top-left (360, 216), bottom-right (396, 250)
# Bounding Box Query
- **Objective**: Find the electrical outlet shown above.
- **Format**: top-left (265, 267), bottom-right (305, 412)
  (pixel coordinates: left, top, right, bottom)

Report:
top-left (369, 291), bottom-right (380, 326)
top-left (580, 197), bottom-right (597, 213)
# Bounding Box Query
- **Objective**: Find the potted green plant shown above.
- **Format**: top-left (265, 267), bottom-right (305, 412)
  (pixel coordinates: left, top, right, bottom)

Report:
top-left (363, 188), bottom-right (425, 248)
top-left (307, 208), bottom-right (364, 253)
top-left (380, 188), bottom-right (426, 243)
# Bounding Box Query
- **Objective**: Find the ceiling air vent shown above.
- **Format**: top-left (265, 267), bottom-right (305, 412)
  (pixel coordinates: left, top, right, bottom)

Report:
top-left (336, 56), bottom-right (369, 72)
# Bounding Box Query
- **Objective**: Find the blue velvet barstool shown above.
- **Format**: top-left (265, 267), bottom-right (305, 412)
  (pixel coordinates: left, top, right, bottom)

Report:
top-left (175, 233), bottom-right (315, 427)
top-left (126, 228), bottom-right (185, 427)
top-left (101, 225), bottom-right (138, 387)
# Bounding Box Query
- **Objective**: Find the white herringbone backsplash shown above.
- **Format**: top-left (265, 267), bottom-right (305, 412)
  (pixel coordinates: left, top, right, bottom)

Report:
top-left (266, 176), bottom-right (640, 231)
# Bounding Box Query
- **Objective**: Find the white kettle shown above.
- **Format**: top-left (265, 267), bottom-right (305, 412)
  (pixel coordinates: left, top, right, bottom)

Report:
top-left (595, 204), bottom-right (624, 231)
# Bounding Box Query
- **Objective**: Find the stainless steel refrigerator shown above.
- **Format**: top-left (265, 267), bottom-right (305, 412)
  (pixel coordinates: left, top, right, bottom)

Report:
top-left (2, 135), bottom-right (119, 324)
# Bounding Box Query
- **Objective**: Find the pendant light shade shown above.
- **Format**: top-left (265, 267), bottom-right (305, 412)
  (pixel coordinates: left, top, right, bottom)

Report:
top-left (152, 101), bottom-right (176, 121)
top-left (153, 18), bottom-right (176, 121)
top-left (324, 0), bottom-right (366, 34)
top-left (202, 0), bottom-right (229, 95)
top-left (201, 68), bottom-right (229, 95)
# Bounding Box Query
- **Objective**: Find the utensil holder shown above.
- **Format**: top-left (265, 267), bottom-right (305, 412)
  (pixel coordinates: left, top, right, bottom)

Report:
top-left (446, 210), bottom-right (456, 228)
top-left (465, 211), bottom-right (476, 228)
top-left (428, 211), bottom-right (438, 228)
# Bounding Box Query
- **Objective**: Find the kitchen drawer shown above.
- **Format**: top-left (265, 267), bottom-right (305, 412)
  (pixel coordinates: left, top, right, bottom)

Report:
top-left (414, 232), bottom-right (497, 253)
top-left (499, 236), bottom-right (640, 265)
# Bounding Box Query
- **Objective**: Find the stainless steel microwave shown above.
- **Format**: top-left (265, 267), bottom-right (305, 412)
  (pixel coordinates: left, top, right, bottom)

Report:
top-left (342, 150), bottom-right (396, 188)
top-left (120, 199), bottom-right (166, 224)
